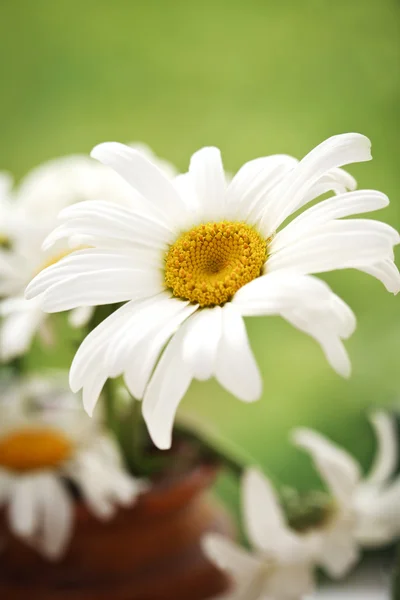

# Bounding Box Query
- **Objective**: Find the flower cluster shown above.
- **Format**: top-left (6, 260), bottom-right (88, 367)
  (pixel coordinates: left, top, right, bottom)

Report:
top-left (0, 134), bottom-right (398, 597)
top-left (0, 144), bottom-right (175, 360)
top-left (203, 411), bottom-right (400, 599)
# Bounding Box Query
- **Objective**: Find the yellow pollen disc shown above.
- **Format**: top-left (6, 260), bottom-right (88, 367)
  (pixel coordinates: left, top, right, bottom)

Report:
top-left (0, 428), bottom-right (73, 472)
top-left (165, 221), bottom-right (268, 307)
top-left (0, 234), bottom-right (10, 249)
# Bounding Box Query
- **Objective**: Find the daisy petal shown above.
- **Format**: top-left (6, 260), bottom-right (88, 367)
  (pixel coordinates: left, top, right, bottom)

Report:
top-left (242, 468), bottom-right (293, 554)
top-left (233, 273), bottom-right (356, 340)
top-left (356, 259), bottom-right (400, 294)
top-left (182, 306), bottom-right (223, 380)
top-left (319, 525), bottom-right (360, 578)
top-left (8, 476), bottom-right (38, 537)
top-left (366, 411), bottom-right (398, 485)
top-left (292, 428), bottom-right (361, 505)
top-left (69, 299), bottom-right (142, 392)
top-left (104, 296), bottom-right (189, 377)
top-left (263, 133), bottom-right (372, 232)
top-left (38, 473), bottom-right (73, 560)
top-left (268, 223), bottom-right (394, 276)
top-left (284, 311), bottom-right (352, 378)
top-left (143, 321), bottom-right (193, 450)
top-left (68, 305), bottom-right (94, 328)
top-left (272, 190), bottom-right (390, 252)
top-left (0, 301), bottom-right (43, 360)
top-left (215, 304), bottom-right (262, 402)
top-left (189, 147), bottom-right (226, 221)
top-left (91, 143), bottom-right (187, 227)
top-left (40, 268), bottom-right (162, 312)
top-left (225, 154), bottom-right (298, 222)
top-left (202, 533), bottom-right (261, 577)
top-left (82, 372), bottom-right (108, 416)
top-left (124, 302), bottom-right (199, 398)
top-left (43, 201), bottom-right (175, 250)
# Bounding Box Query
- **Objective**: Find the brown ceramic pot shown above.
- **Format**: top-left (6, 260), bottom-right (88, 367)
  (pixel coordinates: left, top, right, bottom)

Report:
top-left (0, 463), bottom-right (233, 600)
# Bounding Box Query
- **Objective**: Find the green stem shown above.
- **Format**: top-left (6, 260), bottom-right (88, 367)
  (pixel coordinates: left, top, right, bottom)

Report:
top-left (103, 379), bottom-right (118, 438)
top-left (393, 544), bottom-right (400, 600)
top-left (130, 397), bottom-right (143, 467)
top-left (175, 416), bottom-right (274, 482)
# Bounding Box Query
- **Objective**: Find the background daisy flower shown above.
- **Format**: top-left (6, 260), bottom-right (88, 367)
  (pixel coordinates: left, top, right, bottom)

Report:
top-left (0, 376), bottom-right (144, 559)
top-left (0, 146), bottom-right (175, 360)
top-left (292, 410), bottom-right (400, 577)
top-left (203, 468), bottom-right (318, 600)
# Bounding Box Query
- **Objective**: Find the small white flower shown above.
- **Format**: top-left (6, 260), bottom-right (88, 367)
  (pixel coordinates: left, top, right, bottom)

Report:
top-left (0, 146), bottom-right (174, 360)
top-left (0, 377), bottom-right (144, 560)
top-left (203, 468), bottom-right (318, 600)
top-left (26, 134), bottom-right (400, 449)
top-left (292, 410), bottom-right (400, 578)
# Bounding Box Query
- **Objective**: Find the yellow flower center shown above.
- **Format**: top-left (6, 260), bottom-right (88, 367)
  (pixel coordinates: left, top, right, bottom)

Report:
top-left (165, 221), bottom-right (267, 307)
top-left (0, 234), bottom-right (10, 249)
top-left (0, 428), bottom-right (73, 472)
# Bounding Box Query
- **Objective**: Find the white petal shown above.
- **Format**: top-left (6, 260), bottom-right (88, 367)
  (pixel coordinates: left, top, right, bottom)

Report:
top-left (242, 468), bottom-right (301, 557)
top-left (233, 272), bottom-right (356, 341)
top-left (356, 259), bottom-right (400, 294)
top-left (37, 473), bottom-right (73, 560)
top-left (27, 247), bottom-right (163, 299)
top-left (366, 411), bottom-right (398, 485)
top-left (318, 523), bottom-right (360, 578)
top-left (303, 166), bottom-right (357, 205)
top-left (202, 533), bottom-right (261, 577)
top-left (225, 154), bottom-right (298, 222)
top-left (143, 320), bottom-right (194, 450)
top-left (215, 304), bottom-right (262, 402)
top-left (82, 372), bottom-right (108, 416)
top-left (124, 302), bottom-right (198, 399)
top-left (272, 190), bottom-right (390, 252)
top-left (292, 428), bottom-right (361, 505)
top-left (267, 222), bottom-right (394, 276)
top-left (46, 200), bottom-right (175, 248)
top-left (69, 299), bottom-right (145, 392)
top-left (68, 305), bottom-right (94, 328)
top-left (104, 295), bottom-right (189, 376)
top-left (266, 562), bottom-right (315, 599)
top-left (234, 274), bottom-right (353, 377)
top-left (91, 143), bottom-right (187, 227)
top-left (66, 441), bottom-right (143, 520)
top-left (8, 476), bottom-right (38, 537)
top-left (40, 269), bottom-right (162, 313)
top-left (182, 307), bottom-right (223, 380)
top-left (283, 310), bottom-right (352, 378)
top-left (71, 295), bottom-right (175, 415)
top-left (67, 456), bottom-right (115, 519)
top-left (0, 301), bottom-right (43, 361)
top-left (262, 133), bottom-right (372, 232)
top-left (188, 147), bottom-right (226, 221)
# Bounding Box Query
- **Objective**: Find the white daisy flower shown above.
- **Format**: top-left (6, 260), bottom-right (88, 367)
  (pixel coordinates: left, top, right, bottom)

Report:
top-left (0, 376), bottom-right (144, 560)
top-left (292, 410), bottom-right (400, 578)
top-left (0, 146), bottom-right (175, 360)
top-left (26, 133), bottom-right (400, 449)
top-left (203, 468), bottom-right (318, 600)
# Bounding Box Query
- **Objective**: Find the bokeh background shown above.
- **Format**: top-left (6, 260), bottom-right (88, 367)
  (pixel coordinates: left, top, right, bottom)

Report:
top-left (0, 0), bottom-right (399, 505)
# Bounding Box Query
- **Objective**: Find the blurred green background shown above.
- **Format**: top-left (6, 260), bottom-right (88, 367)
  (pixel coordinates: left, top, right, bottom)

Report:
top-left (0, 0), bottom-right (399, 500)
